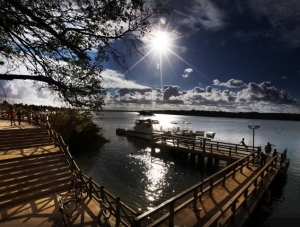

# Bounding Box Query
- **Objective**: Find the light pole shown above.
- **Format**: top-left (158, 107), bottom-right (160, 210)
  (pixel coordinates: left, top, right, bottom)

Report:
top-left (248, 124), bottom-right (260, 150)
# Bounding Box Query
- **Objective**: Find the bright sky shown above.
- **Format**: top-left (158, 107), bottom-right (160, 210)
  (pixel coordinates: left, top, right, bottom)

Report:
top-left (1, 0), bottom-right (300, 113)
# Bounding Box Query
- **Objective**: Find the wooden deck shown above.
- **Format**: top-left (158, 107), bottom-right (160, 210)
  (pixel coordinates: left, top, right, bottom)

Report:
top-left (0, 120), bottom-right (290, 227)
top-left (133, 135), bottom-right (290, 227)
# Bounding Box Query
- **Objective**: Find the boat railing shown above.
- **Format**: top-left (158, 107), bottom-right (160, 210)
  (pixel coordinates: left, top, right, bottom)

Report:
top-left (46, 122), bottom-right (138, 227)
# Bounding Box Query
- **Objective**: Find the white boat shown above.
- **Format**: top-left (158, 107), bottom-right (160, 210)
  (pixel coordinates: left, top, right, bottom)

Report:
top-left (116, 111), bottom-right (161, 140)
top-left (116, 111), bottom-right (216, 140)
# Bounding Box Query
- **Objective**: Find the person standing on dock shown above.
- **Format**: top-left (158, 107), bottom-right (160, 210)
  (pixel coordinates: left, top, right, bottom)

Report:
top-left (9, 106), bottom-right (16, 126)
top-left (260, 151), bottom-right (266, 166)
top-left (265, 142), bottom-right (272, 157)
top-left (17, 107), bottom-right (22, 125)
top-left (239, 138), bottom-right (248, 151)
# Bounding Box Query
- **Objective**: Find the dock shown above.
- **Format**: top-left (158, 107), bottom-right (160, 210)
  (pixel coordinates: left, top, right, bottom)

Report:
top-left (0, 120), bottom-right (290, 227)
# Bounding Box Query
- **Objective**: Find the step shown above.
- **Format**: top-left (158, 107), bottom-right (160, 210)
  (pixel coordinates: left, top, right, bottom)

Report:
top-left (0, 152), bottom-right (63, 170)
top-left (0, 155), bottom-right (67, 176)
top-left (0, 136), bottom-right (51, 143)
top-left (0, 129), bottom-right (49, 139)
top-left (0, 160), bottom-right (69, 180)
top-left (0, 152), bottom-right (62, 167)
top-left (0, 164), bottom-right (70, 189)
top-left (0, 141), bottom-right (55, 151)
top-left (0, 169), bottom-right (71, 194)
top-left (0, 174), bottom-right (71, 202)
top-left (0, 181), bottom-right (70, 210)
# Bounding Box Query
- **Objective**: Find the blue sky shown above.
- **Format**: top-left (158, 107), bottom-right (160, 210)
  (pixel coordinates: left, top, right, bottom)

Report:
top-left (1, 0), bottom-right (300, 113)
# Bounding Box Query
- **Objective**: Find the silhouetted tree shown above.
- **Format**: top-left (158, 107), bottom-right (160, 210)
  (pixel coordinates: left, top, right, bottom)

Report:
top-left (0, 0), bottom-right (170, 112)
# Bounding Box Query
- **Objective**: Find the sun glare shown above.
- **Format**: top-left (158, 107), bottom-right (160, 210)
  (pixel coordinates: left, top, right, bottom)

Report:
top-left (151, 32), bottom-right (170, 51)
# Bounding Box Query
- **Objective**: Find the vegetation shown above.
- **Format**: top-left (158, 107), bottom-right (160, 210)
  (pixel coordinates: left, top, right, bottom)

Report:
top-left (0, 0), bottom-right (170, 112)
top-left (48, 108), bottom-right (109, 153)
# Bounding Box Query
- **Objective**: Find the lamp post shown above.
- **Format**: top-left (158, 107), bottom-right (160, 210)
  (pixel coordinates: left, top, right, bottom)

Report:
top-left (248, 124), bottom-right (260, 150)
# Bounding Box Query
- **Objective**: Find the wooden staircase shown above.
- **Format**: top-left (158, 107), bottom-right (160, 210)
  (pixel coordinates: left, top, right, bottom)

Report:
top-left (0, 128), bottom-right (71, 209)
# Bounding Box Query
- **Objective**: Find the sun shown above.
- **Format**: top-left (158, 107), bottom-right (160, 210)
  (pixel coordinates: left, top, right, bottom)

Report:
top-left (151, 31), bottom-right (171, 52)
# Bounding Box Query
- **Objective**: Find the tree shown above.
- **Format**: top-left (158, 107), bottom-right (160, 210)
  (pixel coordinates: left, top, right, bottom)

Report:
top-left (0, 0), bottom-right (170, 112)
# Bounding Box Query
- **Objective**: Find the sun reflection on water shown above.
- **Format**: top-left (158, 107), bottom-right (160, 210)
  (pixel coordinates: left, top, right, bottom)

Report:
top-left (130, 147), bottom-right (170, 206)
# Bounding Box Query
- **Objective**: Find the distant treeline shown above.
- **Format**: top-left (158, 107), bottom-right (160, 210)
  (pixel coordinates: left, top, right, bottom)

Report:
top-left (152, 110), bottom-right (300, 121)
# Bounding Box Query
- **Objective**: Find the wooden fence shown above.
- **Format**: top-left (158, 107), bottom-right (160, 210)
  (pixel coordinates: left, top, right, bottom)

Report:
top-left (46, 122), bottom-right (138, 227)
top-left (132, 151), bottom-right (257, 227)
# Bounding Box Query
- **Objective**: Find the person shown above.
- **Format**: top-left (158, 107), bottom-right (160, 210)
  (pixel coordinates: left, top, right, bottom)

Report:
top-left (17, 107), bottom-right (22, 125)
top-left (9, 106), bottom-right (16, 126)
top-left (260, 151), bottom-right (266, 166)
top-left (239, 138), bottom-right (248, 151)
top-left (27, 107), bottom-right (32, 124)
top-left (265, 142), bottom-right (272, 157)
top-left (272, 149), bottom-right (278, 157)
top-left (257, 146), bottom-right (262, 159)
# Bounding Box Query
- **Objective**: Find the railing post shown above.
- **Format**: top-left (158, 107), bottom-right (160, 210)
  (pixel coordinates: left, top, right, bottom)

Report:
top-left (100, 185), bottom-right (105, 200)
top-left (193, 187), bottom-right (198, 210)
top-left (210, 144), bottom-right (213, 153)
top-left (217, 142), bottom-right (219, 151)
top-left (243, 188), bottom-right (249, 208)
top-left (229, 147), bottom-right (232, 157)
top-left (202, 139), bottom-right (206, 153)
top-left (70, 158), bottom-right (75, 172)
top-left (235, 145), bottom-right (237, 153)
top-left (115, 197), bottom-right (121, 227)
top-left (209, 178), bottom-right (214, 197)
top-left (247, 156), bottom-right (249, 168)
top-left (230, 200), bottom-right (237, 223)
top-left (253, 178), bottom-right (257, 195)
top-left (88, 177), bottom-right (93, 199)
top-left (169, 201), bottom-right (175, 227)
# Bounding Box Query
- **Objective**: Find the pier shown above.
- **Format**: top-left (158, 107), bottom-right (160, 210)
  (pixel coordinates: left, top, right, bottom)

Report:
top-left (0, 120), bottom-right (290, 227)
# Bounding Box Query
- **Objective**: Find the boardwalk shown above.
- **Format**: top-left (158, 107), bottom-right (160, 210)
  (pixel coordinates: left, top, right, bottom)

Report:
top-left (0, 120), bottom-right (290, 227)
top-left (0, 120), bottom-right (111, 227)
top-left (135, 135), bottom-right (289, 227)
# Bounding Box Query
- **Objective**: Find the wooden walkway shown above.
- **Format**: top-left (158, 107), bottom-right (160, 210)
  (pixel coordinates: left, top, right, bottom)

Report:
top-left (0, 120), bottom-right (122, 227)
top-left (132, 150), bottom-right (289, 227)
top-left (0, 120), bottom-right (290, 227)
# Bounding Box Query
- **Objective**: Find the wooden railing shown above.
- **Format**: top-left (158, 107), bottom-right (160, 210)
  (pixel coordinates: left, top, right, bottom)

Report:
top-left (132, 151), bottom-right (257, 227)
top-left (202, 153), bottom-right (282, 227)
top-left (156, 135), bottom-right (257, 156)
top-left (46, 122), bottom-right (138, 227)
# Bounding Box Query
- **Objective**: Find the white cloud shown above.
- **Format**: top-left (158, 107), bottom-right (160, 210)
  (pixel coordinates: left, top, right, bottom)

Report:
top-left (214, 79), bottom-right (247, 88)
top-left (101, 69), bottom-right (150, 89)
top-left (182, 68), bottom-right (193, 78)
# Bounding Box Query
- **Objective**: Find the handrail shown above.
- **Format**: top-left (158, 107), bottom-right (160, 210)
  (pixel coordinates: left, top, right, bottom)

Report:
top-left (202, 154), bottom-right (280, 227)
top-left (156, 134), bottom-right (256, 157)
top-left (132, 151), bottom-right (256, 227)
top-left (46, 122), bottom-right (138, 227)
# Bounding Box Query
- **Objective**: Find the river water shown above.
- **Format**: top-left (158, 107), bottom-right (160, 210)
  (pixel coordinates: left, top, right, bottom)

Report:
top-left (73, 111), bottom-right (300, 226)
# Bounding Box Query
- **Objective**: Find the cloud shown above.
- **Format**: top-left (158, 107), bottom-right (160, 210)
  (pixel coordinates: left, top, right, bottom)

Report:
top-left (182, 68), bottom-right (193, 78)
top-left (101, 69), bottom-right (149, 89)
top-left (104, 80), bottom-right (299, 113)
top-left (247, 0), bottom-right (300, 48)
top-left (173, 0), bottom-right (227, 33)
top-left (214, 79), bottom-right (247, 88)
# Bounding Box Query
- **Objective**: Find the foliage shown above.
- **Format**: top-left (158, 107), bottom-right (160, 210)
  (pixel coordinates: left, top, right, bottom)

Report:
top-left (0, 0), bottom-right (170, 112)
top-left (48, 108), bottom-right (109, 153)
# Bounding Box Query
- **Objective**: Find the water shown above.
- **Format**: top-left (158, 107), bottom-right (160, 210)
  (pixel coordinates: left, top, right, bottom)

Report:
top-left (73, 111), bottom-right (300, 226)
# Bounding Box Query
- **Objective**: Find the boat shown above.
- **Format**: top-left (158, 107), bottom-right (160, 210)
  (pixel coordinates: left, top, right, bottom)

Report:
top-left (116, 111), bottom-right (216, 141)
top-left (116, 111), bottom-right (161, 140)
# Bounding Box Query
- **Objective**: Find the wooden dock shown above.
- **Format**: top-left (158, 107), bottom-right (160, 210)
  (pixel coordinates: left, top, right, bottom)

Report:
top-left (0, 120), bottom-right (290, 227)
top-left (132, 135), bottom-right (290, 227)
